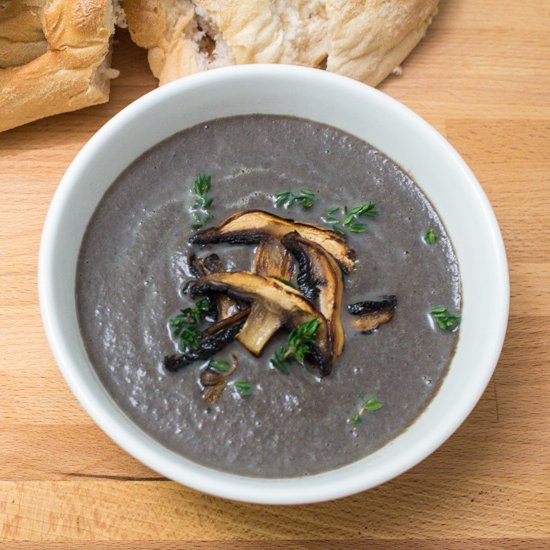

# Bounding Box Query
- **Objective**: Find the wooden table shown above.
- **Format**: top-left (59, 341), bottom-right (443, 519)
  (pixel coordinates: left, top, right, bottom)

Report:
top-left (1, 0), bottom-right (549, 547)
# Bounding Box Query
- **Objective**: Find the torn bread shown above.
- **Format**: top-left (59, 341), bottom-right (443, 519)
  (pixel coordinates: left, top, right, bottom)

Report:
top-left (0, 0), bottom-right (48, 69)
top-left (125, 0), bottom-right (439, 87)
top-left (0, 0), bottom-right (124, 132)
top-left (326, 0), bottom-right (439, 84)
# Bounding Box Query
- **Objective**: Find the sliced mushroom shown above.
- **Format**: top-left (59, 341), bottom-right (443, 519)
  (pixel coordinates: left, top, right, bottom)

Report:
top-left (282, 232), bottom-right (345, 360)
top-left (200, 354), bottom-right (239, 404)
top-left (190, 210), bottom-right (356, 273)
top-left (164, 309), bottom-right (248, 371)
top-left (236, 302), bottom-right (283, 356)
top-left (189, 254), bottom-right (238, 320)
top-left (189, 271), bottom-right (333, 375)
top-left (235, 239), bottom-right (296, 356)
top-left (347, 296), bottom-right (397, 333)
top-left (204, 308), bottom-right (250, 336)
top-left (253, 239), bottom-right (294, 280)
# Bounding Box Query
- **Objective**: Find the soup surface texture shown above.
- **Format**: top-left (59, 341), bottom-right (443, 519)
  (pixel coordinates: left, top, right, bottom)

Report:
top-left (77, 115), bottom-right (461, 477)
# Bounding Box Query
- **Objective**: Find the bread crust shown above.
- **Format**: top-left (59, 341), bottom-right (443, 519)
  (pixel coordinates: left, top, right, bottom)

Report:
top-left (0, 0), bottom-right (118, 132)
top-left (0, 1), bottom-right (48, 68)
top-left (326, 0), bottom-right (439, 86)
top-left (125, 0), bottom-right (438, 87)
top-left (125, 0), bottom-right (200, 84)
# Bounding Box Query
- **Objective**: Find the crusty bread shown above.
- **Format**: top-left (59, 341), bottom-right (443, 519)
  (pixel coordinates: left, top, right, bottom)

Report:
top-left (0, 0), bottom-right (120, 133)
top-left (125, 0), bottom-right (439, 87)
top-left (326, 0), bottom-right (439, 84)
top-left (0, 0), bottom-right (48, 69)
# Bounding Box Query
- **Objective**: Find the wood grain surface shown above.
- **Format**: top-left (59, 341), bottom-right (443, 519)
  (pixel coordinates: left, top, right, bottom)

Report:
top-left (1, 0), bottom-right (549, 546)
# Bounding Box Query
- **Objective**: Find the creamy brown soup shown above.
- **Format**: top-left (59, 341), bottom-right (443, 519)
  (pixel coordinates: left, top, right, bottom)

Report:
top-left (76, 115), bottom-right (461, 478)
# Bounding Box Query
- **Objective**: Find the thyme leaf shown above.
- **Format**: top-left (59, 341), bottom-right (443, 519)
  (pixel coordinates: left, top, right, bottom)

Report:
top-left (350, 395), bottom-right (384, 425)
top-left (274, 188), bottom-right (316, 210)
top-left (322, 202), bottom-right (377, 235)
top-left (191, 174), bottom-right (214, 228)
top-left (425, 228), bottom-right (438, 245)
top-left (234, 380), bottom-right (252, 398)
top-left (430, 306), bottom-right (461, 332)
top-left (169, 297), bottom-right (210, 352)
top-left (270, 318), bottom-right (320, 373)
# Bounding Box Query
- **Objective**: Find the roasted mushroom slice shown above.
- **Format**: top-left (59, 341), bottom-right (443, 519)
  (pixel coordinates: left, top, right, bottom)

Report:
top-left (190, 210), bottom-right (356, 273)
top-left (190, 272), bottom-right (332, 374)
top-left (164, 309), bottom-right (249, 371)
top-left (189, 254), bottom-right (238, 320)
top-left (282, 232), bottom-right (345, 360)
top-left (236, 239), bottom-right (296, 356)
top-left (347, 296), bottom-right (397, 334)
top-left (236, 302), bottom-right (283, 356)
top-left (253, 239), bottom-right (294, 281)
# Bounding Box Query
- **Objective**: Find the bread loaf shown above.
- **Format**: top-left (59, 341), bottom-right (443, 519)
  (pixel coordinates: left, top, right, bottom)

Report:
top-left (125, 0), bottom-right (439, 86)
top-left (0, 0), bottom-right (122, 132)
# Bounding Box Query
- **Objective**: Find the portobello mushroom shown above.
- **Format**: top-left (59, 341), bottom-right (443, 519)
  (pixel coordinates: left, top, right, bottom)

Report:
top-left (282, 232), bottom-right (345, 360)
top-left (189, 254), bottom-right (238, 320)
top-left (235, 239), bottom-right (296, 356)
top-left (347, 296), bottom-right (397, 333)
top-left (189, 271), bottom-right (333, 374)
top-left (190, 210), bottom-right (356, 273)
top-left (252, 239), bottom-right (294, 281)
top-left (164, 309), bottom-right (248, 371)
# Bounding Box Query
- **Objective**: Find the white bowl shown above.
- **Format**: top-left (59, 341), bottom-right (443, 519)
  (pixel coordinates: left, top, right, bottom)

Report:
top-left (39, 65), bottom-right (509, 504)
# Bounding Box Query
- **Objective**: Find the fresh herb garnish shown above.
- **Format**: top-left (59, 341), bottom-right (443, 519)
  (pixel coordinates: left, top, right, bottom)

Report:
top-left (350, 395), bottom-right (384, 425)
top-left (208, 359), bottom-right (231, 372)
top-left (169, 297), bottom-right (210, 351)
top-left (425, 228), bottom-right (438, 245)
top-left (234, 380), bottom-right (252, 398)
top-left (274, 188), bottom-right (316, 210)
top-left (191, 174), bottom-right (214, 228)
top-left (430, 306), bottom-right (461, 332)
top-left (323, 202), bottom-right (378, 234)
top-left (270, 318), bottom-right (320, 373)
top-left (272, 277), bottom-right (296, 289)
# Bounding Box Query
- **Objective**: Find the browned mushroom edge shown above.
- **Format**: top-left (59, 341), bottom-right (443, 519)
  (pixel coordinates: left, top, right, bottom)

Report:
top-left (189, 272), bottom-right (333, 375)
top-left (347, 296), bottom-right (398, 334)
top-left (235, 239), bottom-right (295, 356)
top-left (282, 231), bottom-right (345, 360)
top-left (189, 253), bottom-right (238, 320)
top-left (164, 309), bottom-right (249, 372)
top-left (189, 209), bottom-right (356, 273)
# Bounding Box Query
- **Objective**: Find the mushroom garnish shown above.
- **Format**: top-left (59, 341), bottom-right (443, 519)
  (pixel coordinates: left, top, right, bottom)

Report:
top-left (200, 354), bottom-right (239, 404)
top-left (282, 232), bottom-right (345, 360)
top-left (252, 239), bottom-right (294, 281)
top-left (189, 271), bottom-right (332, 374)
top-left (233, 239), bottom-right (296, 356)
top-left (189, 210), bottom-right (356, 273)
top-left (189, 254), bottom-right (238, 320)
top-left (164, 309), bottom-right (249, 371)
top-left (347, 296), bottom-right (397, 333)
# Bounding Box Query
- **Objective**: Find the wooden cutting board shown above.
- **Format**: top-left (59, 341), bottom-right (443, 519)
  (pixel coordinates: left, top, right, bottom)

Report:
top-left (1, 0), bottom-right (549, 547)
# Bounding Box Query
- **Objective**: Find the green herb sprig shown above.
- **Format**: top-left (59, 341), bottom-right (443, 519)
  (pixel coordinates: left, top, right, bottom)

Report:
top-left (169, 298), bottom-right (210, 351)
top-left (274, 188), bottom-right (316, 210)
top-left (234, 380), bottom-right (252, 398)
top-left (191, 174), bottom-right (214, 229)
top-left (323, 202), bottom-right (378, 235)
top-left (208, 359), bottom-right (231, 373)
top-left (270, 318), bottom-right (320, 374)
top-left (425, 228), bottom-right (438, 245)
top-left (350, 395), bottom-right (384, 425)
top-left (430, 306), bottom-right (461, 332)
